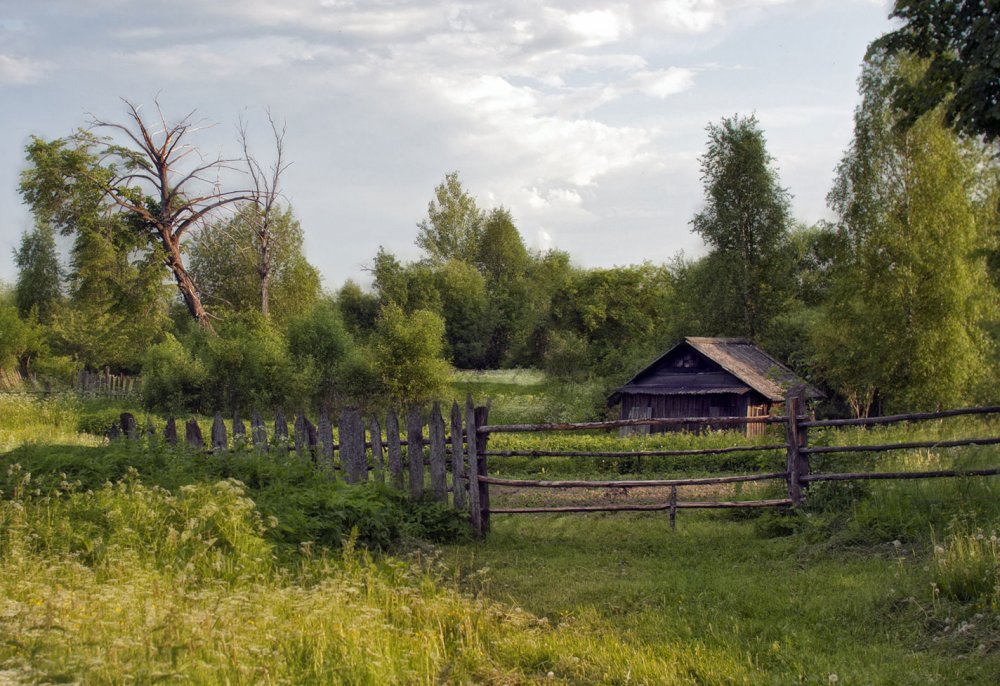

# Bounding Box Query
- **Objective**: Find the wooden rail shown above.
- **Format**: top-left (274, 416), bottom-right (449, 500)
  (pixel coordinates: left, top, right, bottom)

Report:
top-left (491, 499), bottom-right (792, 514)
top-left (483, 444), bottom-right (787, 458)
top-left (801, 436), bottom-right (1000, 455)
top-left (479, 472), bottom-right (788, 489)
top-left (479, 414), bottom-right (786, 434)
top-left (803, 467), bottom-right (1000, 483)
top-left (800, 405), bottom-right (1000, 428)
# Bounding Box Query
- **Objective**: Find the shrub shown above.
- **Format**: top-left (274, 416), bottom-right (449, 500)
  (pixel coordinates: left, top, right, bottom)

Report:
top-left (198, 313), bottom-right (306, 413)
top-left (372, 304), bottom-right (451, 404)
top-left (141, 334), bottom-right (208, 413)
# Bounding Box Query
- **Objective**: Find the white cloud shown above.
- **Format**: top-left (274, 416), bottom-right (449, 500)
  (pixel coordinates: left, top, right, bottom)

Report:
top-left (0, 54), bottom-right (48, 84)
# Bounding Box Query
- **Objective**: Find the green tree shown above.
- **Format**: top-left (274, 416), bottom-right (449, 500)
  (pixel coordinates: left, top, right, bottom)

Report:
top-left (871, 0), bottom-right (1000, 145)
top-left (435, 259), bottom-right (491, 368)
top-left (189, 204), bottom-right (321, 324)
top-left (286, 302), bottom-right (357, 406)
top-left (691, 114), bottom-right (792, 339)
top-left (415, 172), bottom-right (484, 264)
top-left (19, 136), bottom-right (169, 370)
top-left (336, 280), bottom-right (380, 340)
top-left (372, 304), bottom-right (451, 403)
top-left (13, 222), bottom-right (62, 323)
top-left (818, 54), bottom-right (999, 414)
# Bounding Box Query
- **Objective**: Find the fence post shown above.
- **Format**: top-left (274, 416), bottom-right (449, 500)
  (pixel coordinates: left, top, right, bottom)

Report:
top-left (466, 397), bottom-right (481, 536)
top-left (370, 416), bottom-right (385, 482)
top-left (669, 485), bottom-right (677, 530)
top-left (406, 406), bottom-right (424, 500)
top-left (450, 401), bottom-right (466, 510)
top-left (318, 411), bottom-right (334, 471)
top-left (212, 413), bottom-right (227, 451)
top-left (475, 403), bottom-right (492, 535)
top-left (386, 409), bottom-right (405, 490)
top-left (429, 402), bottom-right (448, 502)
top-left (785, 389), bottom-right (809, 506)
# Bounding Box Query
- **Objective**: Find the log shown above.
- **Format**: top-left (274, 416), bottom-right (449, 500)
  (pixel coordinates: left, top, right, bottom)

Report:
top-left (429, 402), bottom-right (447, 502)
top-left (800, 436), bottom-right (1000, 455)
top-left (386, 409), bottom-right (404, 490)
top-left (802, 467), bottom-right (1000, 483)
top-left (451, 401), bottom-right (466, 510)
top-left (406, 406), bottom-right (424, 500)
top-left (478, 472), bottom-right (788, 489)
top-left (801, 405), bottom-right (1000, 429)
top-left (490, 499), bottom-right (793, 514)
top-left (481, 414), bottom-right (785, 434)
top-left (483, 444), bottom-right (788, 458)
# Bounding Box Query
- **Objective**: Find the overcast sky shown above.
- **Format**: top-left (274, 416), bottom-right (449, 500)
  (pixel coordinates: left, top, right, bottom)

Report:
top-left (0, 0), bottom-right (894, 289)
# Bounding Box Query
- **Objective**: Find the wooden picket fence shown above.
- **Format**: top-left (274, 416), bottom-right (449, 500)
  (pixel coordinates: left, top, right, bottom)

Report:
top-left (76, 370), bottom-right (140, 398)
top-left (107, 399), bottom-right (489, 510)
top-left (0, 368), bottom-right (140, 398)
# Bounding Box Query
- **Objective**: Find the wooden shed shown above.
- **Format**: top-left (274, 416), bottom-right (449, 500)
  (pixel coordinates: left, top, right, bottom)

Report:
top-left (608, 337), bottom-right (822, 436)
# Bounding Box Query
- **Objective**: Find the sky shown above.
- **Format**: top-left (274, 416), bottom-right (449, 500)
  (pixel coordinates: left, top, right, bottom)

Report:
top-left (0, 0), bottom-right (895, 290)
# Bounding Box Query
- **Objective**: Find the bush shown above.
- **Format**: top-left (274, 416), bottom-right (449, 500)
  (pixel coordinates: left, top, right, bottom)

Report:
top-left (286, 302), bottom-right (356, 406)
top-left (141, 334), bottom-right (208, 413)
top-left (372, 305), bottom-right (451, 404)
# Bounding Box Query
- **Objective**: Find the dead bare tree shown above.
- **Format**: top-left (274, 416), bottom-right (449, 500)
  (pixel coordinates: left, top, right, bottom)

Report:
top-left (87, 99), bottom-right (254, 332)
top-left (240, 111), bottom-right (291, 318)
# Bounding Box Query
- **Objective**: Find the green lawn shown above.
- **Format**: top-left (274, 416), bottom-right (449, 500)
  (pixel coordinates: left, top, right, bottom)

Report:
top-left (445, 511), bottom-right (1000, 684)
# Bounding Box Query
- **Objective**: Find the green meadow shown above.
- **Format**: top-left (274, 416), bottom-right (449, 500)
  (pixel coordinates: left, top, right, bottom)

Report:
top-left (2, 381), bottom-right (1000, 684)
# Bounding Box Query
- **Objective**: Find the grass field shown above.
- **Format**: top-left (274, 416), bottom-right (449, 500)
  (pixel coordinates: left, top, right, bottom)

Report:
top-left (2, 379), bottom-right (1000, 683)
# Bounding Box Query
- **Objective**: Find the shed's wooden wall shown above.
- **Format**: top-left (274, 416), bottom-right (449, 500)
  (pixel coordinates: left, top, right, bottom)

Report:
top-left (620, 391), bottom-right (773, 436)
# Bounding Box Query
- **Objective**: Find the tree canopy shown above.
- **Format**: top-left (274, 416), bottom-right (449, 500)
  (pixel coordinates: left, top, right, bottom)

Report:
top-left (871, 0), bottom-right (1000, 145)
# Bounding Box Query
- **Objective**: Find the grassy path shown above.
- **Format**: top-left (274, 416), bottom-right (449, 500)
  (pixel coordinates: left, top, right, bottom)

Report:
top-left (444, 512), bottom-right (1000, 684)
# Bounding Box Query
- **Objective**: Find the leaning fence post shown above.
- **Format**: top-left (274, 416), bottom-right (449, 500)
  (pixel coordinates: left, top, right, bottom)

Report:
top-left (785, 389), bottom-right (808, 506)
top-left (466, 397), bottom-right (481, 536)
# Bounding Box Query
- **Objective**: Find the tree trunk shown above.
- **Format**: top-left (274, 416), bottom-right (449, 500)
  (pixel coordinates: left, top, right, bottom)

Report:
top-left (165, 239), bottom-right (214, 332)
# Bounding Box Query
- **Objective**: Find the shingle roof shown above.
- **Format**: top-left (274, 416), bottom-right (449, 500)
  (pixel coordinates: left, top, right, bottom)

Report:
top-left (683, 337), bottom-right (821, 401)
top-left (613, 337), bottom-right (823, 403)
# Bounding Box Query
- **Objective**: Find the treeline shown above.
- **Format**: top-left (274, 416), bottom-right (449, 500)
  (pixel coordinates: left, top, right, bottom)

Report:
top-left (3, 10), bottom-right (999, 418)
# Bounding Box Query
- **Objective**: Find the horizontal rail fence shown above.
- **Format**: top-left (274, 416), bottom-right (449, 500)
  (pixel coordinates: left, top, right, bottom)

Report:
top-left (462, 392), bottom-right (1000, 536)
top-left (105, 400), bottom-right (478, 509)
